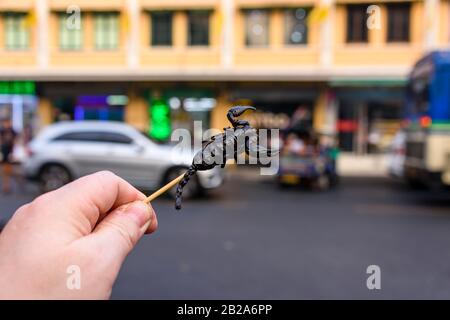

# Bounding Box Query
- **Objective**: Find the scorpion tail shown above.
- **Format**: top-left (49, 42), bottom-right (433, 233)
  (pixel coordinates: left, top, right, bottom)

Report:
top-left (175, 166), bottom-right (197, 210)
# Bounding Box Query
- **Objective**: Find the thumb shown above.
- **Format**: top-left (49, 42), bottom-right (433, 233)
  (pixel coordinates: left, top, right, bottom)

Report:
top-left (87, 201), bottom-right (154, 264)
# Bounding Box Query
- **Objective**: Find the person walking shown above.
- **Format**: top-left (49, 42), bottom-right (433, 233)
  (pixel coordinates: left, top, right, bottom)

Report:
top-left (0, 119), bottom-right (17, 193)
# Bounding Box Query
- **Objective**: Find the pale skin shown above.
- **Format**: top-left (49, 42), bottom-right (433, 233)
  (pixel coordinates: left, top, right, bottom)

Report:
top-left (0, 171), bottom-right (158, 299)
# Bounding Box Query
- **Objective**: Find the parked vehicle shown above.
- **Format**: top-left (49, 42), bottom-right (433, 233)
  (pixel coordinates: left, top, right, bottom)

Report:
top-left (277, 129), bottom-right (338, 190)
top-left (23, 121), bottom-right (224, 198)
top-left (404, 51), bottom-right (450, 188)
top-left (387, 130), bottom-right (406, 178)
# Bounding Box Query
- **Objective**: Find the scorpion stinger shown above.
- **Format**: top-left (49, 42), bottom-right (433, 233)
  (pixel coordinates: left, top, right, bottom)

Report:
top-left (174, 106), bottom-right (277, 210)
top-left (227, 106), bottom-right (256, 128)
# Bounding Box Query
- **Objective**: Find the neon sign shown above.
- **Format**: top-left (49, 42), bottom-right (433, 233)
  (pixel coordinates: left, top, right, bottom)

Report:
top-left (149, 99), bottom-right (171, 141)
top-left (0, 81), bottom-right (35, 95)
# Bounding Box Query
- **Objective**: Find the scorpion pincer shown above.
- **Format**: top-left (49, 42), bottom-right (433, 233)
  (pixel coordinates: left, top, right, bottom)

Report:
top-left (175, 106), bottom-right (278, 210)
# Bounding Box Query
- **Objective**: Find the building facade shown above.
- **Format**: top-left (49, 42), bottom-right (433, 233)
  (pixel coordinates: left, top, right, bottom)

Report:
top-left (0, 0), bottom-right (449, 153)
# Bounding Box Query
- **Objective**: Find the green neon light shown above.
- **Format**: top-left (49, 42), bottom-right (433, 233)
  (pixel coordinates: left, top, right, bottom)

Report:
top-left (0, 81), bottom-right (35, 95)
top-left (149, 99), bottom-right (171, 141)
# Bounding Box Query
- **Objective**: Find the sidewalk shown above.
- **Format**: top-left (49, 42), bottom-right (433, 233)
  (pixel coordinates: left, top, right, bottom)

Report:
top-left (337, 153), bottom-right (388, 177)
top-left (226, 153), bottom-right (389, 180)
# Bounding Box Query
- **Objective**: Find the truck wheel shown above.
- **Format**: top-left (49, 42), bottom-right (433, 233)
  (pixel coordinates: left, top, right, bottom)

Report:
top-left (314, 173), bottom-right (331, 191)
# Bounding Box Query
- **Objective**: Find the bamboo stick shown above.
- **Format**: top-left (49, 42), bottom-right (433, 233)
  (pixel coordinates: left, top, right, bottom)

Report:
top-left (143, 173), bottom-right (185, 204)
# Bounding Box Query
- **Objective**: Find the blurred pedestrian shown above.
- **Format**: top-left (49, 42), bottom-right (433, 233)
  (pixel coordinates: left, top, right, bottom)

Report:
top-left (283, 133), bottom-right (305, 156)
top-left (0, 119), bottom-right (17, 194)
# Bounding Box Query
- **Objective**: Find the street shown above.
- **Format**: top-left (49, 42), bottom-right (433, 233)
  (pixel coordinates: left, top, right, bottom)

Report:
top-left (1, 169), bottom-right (450, 299)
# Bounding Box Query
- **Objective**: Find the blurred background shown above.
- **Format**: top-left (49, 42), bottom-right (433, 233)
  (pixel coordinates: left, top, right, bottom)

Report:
top-left (0, 0), bottom-right (450, 299)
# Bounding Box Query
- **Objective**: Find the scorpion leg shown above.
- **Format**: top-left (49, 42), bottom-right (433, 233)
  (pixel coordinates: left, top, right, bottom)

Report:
top-left (175, 166), bottom-right (197, 210)
top-left (245, 135), bottom-right (279, 159)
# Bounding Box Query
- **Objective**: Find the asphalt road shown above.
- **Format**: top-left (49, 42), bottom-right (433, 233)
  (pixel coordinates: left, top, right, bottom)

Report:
top-left (1, 170), bottom-right (450, 299)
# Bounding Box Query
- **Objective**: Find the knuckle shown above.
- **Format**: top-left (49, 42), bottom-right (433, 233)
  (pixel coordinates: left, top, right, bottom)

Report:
top-left (28, 193), bottom-right (52, 210)
top-left (92, 170), bottom-right (118, 185)
top-left (97, 170), bottom-right (117, 179)
top-left (11, 203), bottom-right (32, 220)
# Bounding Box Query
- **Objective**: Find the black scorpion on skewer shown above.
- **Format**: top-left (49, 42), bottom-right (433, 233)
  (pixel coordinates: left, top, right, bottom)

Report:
top-left (175, 106), bottom-right (277, 210)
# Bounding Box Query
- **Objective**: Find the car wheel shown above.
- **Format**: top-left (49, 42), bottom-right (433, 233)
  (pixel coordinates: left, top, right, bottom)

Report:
top-left (39, 164), bottom-right (72, 193)
top-left (165, 167), bottom-right (200, 200)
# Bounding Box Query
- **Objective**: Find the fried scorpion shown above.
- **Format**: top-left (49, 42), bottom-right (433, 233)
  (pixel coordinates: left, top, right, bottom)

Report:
top-left (175, 106), bottom-right (277, 210)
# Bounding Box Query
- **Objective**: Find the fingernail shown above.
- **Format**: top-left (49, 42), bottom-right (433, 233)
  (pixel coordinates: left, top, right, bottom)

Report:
top-left (123, 201), bottom-right (152, 229)
top-left (140, 220), bottom-right (152, 234)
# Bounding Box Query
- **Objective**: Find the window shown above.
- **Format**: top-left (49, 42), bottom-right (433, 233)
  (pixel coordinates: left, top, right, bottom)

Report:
top-left (284, 8), bottom-right (309, 45)
top-left (346, 5), bottom-right (368, 43)
top-left (411, 77), bottom-right (430, 113)
top-left (54, 131), bottom-right (133, 144)
top-left (387, 3), bottom-right (410, 42)
top-left (151, 11), bottom-right (173, 46)
top-left (3, 13), bottom-right (29, 50)
top-left (99, 132), bottom-right (133, 144)
top-left (187, 11), bottom-right (210, 46)
top-left (94, 12), bottom-right (119, 50)
top-left (59, 13), bottom-right (83, 51)
top-left (245, 9), bottom-right (269, 47)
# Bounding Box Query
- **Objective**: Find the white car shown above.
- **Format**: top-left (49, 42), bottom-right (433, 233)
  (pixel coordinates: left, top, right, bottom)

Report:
top-left (387, 130), bottom-right (406, 178)
top-left (23, 121), bottom-right (224, 198)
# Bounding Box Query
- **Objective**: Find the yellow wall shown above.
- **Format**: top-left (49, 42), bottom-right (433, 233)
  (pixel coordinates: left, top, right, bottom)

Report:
top-left (334, 2), bottom-right (425, 66)
top-left (313, 89), bottom-right (327, 132)
top-left (0, 0), bottom-right (35, 11)
top-left (0, 11), bottom-right (37, 67)
top-left (234, 8), bottom-right (320, 66)
top-left (1, 0), bottom-right (445, 71)
top-left (48, 0), bottom-right (126, 11)
top-left (439, 0), bottom-right (450, 44)
top-left (37, 98), bottom-right (54, 128)
top-left (211, 92), bottom-right (232, 130)
top-left (140, 9), bottom-right (221, 67)
top-left (49, 12), bottom-right (127, 66)
top-left (141, 0), bottom-right (221, 10)
top-left (125, 91), bottom-right (149, 132)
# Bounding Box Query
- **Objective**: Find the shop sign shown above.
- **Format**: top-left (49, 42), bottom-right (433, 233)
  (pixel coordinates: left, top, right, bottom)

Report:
top-left (247, 111), bottom-right (291, 129)
top-left (337, 119), bottom-right (358, 132)
top-left (0, 81), bottom-right (35, 95)
top-left (149, 99), bottom-right (171, 141)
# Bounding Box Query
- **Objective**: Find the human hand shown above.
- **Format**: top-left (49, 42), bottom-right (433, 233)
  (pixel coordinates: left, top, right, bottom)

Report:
top-left (0, 171), bottom-right (157, 299)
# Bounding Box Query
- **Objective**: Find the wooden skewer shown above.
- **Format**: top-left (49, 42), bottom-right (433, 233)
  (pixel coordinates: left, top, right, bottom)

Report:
top-left (143, 173), bottom-right (185, 204)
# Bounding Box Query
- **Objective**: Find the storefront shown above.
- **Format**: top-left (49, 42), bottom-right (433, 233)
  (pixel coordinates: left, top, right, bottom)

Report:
top-left (147, 87), bottom-right (218, 142)
top-left (73, 95), bottom-right (127, 122)
top-left (35, 81), bottom-right (406, 155)
top-left (228, 85), bottom-right (319, 130)
top-left (37, 82), bottom-right (221, 143)
top-left (332, 81), bottom-right (406, 154)
top-left (0, 81), bottom-right (38, 134)
top-left (39, 82), bottom-right (129, 123)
